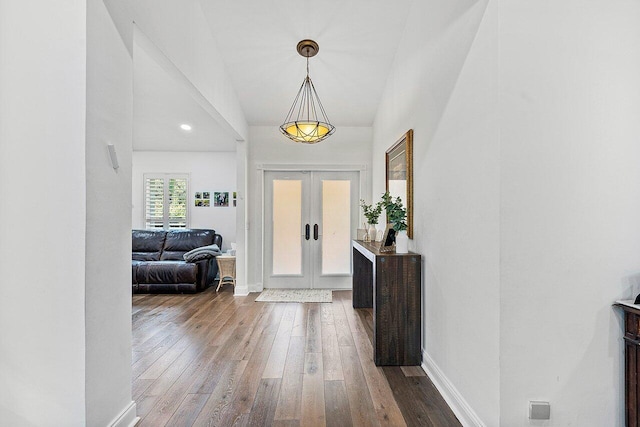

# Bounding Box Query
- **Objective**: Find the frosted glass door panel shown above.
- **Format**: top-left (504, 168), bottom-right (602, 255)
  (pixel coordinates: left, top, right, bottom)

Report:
top-left (322, 180), bottom-right (351, 275)
top-left (272, 180), bottom-right (302, 275)
top-left (311, 171), bottom-right (359, 289)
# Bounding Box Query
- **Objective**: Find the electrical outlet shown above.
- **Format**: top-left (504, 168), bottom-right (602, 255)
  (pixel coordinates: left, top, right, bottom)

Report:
top-left (529, 401), bottom-right (550, 420)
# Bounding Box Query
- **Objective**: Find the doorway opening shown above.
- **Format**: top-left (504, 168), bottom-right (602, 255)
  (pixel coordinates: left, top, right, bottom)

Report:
top-left (263, 170), bottom-right (360, 289)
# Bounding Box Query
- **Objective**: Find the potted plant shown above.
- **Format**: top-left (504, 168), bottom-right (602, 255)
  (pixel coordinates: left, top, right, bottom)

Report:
top-left (381, 192), bottom-right (408, 253)
top-left (360, 199), bottom-right (382, 241)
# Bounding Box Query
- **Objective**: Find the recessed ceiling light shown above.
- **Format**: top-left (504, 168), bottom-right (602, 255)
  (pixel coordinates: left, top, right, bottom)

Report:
top-left (180, 124), bottom-right (192, 131)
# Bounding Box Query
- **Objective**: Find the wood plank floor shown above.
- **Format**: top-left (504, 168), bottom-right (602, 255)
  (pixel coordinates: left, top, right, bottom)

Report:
top-left (132, 287), bottom-right (461, 427)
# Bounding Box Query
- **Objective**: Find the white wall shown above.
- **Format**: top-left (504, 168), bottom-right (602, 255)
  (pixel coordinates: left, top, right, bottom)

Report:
top-left (0, 1), bottom-right (88, 425)
top-left (246, 126), bottom-right (373, 290)
top-left (132, 151), bottom-right (237, 251)
top-left (374, 0), bottom-right (640, 425)
top-left (373, 0), bottom-right (499, 425)
top-left (85, 0), bottom-right (136, 426)
top-left (2, 2), bottom-right (245, 426)
top-left (0, 1), bottom-right (137, 425)
top-left (235, 140), bottom-right (249, 294)
top-left (499, 0), bottom-right (640, 425)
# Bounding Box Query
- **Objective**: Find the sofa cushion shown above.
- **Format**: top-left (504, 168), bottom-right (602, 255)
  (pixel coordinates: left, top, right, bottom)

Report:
top-left (132, 229), bottom-right (166, 261)
top-left (135, 261), bottom-right (197, 284)
top-left (160, 229), bottom-right (216, 260)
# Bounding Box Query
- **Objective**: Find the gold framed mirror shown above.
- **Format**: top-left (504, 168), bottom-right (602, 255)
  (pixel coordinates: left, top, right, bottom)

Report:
top-left (385, 129), bottom-right (413, 239)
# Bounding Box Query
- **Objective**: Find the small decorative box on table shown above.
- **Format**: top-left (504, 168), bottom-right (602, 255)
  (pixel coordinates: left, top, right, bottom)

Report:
top-left (216, 255), bottom-right (236, 292)
top-left (352, 239), bottom-right (421, 366)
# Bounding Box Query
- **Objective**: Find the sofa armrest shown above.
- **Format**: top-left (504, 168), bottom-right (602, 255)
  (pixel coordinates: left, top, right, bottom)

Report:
top-left (194, 257), bottom-right (219, 291)
top-left (213, 234), bottom-right (223, 250)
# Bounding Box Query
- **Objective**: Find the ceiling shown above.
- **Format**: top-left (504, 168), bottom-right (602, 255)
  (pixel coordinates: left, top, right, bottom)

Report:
top-left (133, 36), bottom-right (237, 152)
top-left (199, 0), bottom-right (412, 127)
top-left (132, 0), bottom-right (412, 152)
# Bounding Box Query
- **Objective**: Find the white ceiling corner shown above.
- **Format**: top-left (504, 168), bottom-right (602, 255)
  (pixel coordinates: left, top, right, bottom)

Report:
top-left (132, 0), bottom-right (412, 152)
top-left (133, 32), bottom-right (237, 152)
top-left (198, 0), bottom-right (412, 127)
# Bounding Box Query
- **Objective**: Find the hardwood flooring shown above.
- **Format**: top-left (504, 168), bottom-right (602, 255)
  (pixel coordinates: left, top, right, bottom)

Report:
top-left (132, 287), bottom-right (461, 427)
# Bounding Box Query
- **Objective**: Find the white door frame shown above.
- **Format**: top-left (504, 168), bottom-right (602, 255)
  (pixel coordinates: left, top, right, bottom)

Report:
top-left (257, 163), bottom-right (368, 292)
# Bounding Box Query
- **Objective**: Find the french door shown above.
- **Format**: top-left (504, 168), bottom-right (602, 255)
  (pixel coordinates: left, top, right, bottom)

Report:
top-left (264, 170), bottom-right (359, 289)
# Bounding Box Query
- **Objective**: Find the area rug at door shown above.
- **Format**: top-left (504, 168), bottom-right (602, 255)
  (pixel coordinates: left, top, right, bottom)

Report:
top-left (255, 289), bottom-right (332, 303)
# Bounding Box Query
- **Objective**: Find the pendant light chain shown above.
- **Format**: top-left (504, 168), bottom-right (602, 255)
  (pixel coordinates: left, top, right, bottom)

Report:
top-left (307, 57), bottom-right (312, 122)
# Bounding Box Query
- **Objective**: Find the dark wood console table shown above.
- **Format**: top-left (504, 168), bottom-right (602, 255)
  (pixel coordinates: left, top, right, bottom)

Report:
top-left (352, 240), bottom-right (421, 366)
top-left (615, 300), bottom-right (640, 426)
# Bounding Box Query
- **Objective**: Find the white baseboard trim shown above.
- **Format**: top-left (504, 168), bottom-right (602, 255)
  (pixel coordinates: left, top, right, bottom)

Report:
top-left (234, 284), bottom-right (249, 296)
top-left (108, 401), bottom-right (139, 427)
top-left (234, 283), bottom-right (264, 296)
top-left (421, 350), bottom-right (486, 427)
top-left (249, 282), bottom-right (263, 293)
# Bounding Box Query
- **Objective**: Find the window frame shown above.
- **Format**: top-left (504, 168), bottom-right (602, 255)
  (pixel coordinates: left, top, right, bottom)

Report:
top-left (143, 173), bottom-right (190, 230)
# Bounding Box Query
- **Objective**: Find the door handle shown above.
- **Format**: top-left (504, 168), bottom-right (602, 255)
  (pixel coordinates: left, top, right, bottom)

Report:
top-left (305, 224), bottom-right (310, 240)
top-left (314, 224), bottom-right (319, 240)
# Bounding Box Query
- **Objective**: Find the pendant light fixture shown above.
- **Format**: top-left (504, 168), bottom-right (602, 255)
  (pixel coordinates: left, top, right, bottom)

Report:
top-left (280, 40), bottom-right (335, 144)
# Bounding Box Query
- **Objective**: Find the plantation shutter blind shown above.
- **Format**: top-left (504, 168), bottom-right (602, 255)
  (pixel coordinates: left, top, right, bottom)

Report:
top-left (167, 177), bottom-right (187, 228)
top-left (145, 177), bottom-right (165, 228)
top-left (144, 174), bottom-right (189, 229)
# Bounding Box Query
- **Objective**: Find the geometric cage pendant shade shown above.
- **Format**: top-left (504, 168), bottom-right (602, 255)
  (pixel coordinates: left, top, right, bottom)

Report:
top-left (280, 40), bottom-right (335, 144)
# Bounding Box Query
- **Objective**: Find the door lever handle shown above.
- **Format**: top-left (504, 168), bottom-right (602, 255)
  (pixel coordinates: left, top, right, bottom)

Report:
top-left (314, 224), bottom-right (319, 240)
top-left (305, 224), bottom-right (310, 240)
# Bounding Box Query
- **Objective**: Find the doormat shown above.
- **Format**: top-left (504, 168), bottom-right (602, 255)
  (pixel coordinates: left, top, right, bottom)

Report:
top-left (255, 289), bottom-right (332, 303)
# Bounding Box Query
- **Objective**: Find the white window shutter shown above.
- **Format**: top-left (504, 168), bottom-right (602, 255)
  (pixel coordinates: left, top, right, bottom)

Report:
top-left (144, 174), bottom-right (189, 229)
top-left (144, 177), bottom-right (164, 229)
top-left (168, 177), bottom-right (187, 229)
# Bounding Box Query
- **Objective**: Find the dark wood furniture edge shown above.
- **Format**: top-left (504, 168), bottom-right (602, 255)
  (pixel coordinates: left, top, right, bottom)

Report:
top-left (615, 300), bottom-right (640, 315)
top-left (352, 239), bottom-right (419, 258)
top-left (614, 300), bottom-right (640, 427)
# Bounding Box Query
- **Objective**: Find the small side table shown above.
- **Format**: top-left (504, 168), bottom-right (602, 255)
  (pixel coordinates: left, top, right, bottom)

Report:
top-left (216, 255), bottom-right (236, 292)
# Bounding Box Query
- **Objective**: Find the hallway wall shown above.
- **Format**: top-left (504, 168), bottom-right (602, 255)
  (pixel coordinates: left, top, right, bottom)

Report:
top-left (85, 0), bottom-right (135, 425)
top-left (0, 1), bottom-right (88, 424)
top-left (374, 0), bottom-right (640, 425)
top-left (373, 0), bottom-right (499, 424)
top-left (499, 0), bottom-right (640, 425)
top-left (0, 1), bottom-right (136, 426)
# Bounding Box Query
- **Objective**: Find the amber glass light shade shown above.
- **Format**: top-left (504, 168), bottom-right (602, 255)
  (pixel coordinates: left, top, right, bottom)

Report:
top-left (280, 120), bottom-right (334, 144)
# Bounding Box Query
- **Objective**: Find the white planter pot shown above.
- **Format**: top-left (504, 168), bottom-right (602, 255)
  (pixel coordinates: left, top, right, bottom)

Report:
top-left (395, 230), bottom-right (409, 253)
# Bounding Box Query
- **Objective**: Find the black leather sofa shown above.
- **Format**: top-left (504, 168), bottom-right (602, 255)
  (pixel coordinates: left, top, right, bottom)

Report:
top-left (132, 229), bottom-right (223, 293)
